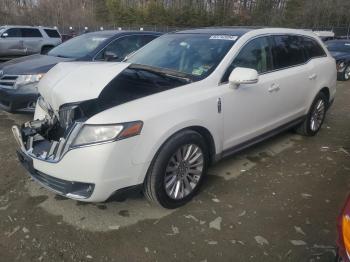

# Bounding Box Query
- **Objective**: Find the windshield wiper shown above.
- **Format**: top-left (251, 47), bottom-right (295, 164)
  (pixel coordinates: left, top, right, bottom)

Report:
top-left (128, 64), bottom-right (194, 83)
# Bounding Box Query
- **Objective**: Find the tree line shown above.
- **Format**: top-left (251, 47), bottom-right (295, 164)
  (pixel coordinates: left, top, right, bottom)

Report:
top-left (1, 0), bottom-right (350, 32)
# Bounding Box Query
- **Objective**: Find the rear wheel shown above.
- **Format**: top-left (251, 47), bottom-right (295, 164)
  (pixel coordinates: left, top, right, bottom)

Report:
top-left (296, 92), bottom-right (328, 136)
top-left (342, 65), bottom-right (350, 81)
top-left (144, 130), bottom-right (209, 209)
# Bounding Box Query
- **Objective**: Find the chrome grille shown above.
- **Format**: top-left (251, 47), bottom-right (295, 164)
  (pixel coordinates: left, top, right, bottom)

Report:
top-left (0, 75), bottom-right (18, 89)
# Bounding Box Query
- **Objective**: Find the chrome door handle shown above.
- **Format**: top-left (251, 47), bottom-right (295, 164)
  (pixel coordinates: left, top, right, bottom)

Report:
top-left (268, 83), bottom-right (280, 93)
top-left (309, 74), bottom-right (317, 80)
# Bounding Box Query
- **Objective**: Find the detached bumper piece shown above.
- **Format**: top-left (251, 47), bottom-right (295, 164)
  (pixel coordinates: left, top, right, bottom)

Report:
top-left (16, 149), bottom-right (94, 199)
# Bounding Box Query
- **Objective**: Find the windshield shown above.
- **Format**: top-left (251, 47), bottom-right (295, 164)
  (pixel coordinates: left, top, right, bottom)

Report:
top-left (326, 42), bottom-right (350, 53)
top-left (48, 33), bottom-right (110, 58)
top-left (126, 33), bottom-right (237, 79)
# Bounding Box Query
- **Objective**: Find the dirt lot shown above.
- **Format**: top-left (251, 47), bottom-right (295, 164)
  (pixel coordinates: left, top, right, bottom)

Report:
top-left (0, 81), bottom-right (349, 262)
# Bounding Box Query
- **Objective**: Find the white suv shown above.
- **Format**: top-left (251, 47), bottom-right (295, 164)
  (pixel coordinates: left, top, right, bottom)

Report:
top-left (12, 28), bottom-right (336, 209)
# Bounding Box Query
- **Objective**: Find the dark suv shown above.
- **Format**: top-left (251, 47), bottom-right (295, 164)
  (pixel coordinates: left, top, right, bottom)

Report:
top-left (0, 30), bottom-right (162, 112)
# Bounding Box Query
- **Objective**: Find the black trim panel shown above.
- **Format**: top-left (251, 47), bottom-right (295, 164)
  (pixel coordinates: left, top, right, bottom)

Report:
top-left (217, 116), bottom-right (306, 160)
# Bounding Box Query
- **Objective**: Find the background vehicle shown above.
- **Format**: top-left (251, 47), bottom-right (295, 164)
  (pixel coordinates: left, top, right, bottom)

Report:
top-left (336, 194), bottom-right (350, 262)
top-left (0, 25), bottom-right (61, 60)
top-left (313, 31), bottom-right (335, 42)
top-left (0, 30), bottom-right (162, 112)
top-left (13, 28), bottom-right (336, 209)
top-left (326, 40), bottom-right (350, 81)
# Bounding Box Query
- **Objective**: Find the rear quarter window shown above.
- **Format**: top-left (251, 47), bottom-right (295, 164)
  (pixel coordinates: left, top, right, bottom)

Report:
top-left (302, 37), bottom-right (326, 59)
top-left (44, 29), bottom-right (61, 38)
top-left (271, 35), bottom-right (306, 70)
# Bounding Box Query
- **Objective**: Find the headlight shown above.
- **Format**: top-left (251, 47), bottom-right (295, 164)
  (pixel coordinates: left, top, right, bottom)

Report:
top-left (14, 74), bottom-right (44, 89)
top-left (37, 96), bottom-right (52, 112)
top-left (71, 121), bottom-right (143, 147)
top-left (337, 61), bottom-right (346, 72)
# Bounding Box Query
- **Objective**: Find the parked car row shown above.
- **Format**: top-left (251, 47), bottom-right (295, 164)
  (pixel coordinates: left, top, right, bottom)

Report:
top-left (0, 30), bottom-right (161, 112)
top-left (326, 40), bottom-right (350, 81)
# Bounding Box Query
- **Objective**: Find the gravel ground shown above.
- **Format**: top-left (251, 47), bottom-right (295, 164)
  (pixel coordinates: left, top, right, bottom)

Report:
top-left (0, 81), bottom-right (349, 262)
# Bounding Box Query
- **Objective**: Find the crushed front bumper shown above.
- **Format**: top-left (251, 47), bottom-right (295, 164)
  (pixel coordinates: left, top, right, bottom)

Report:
top-left (12, 125), bottom-right (94, 200)
top-left (11, 123), bottom-right (147, 202)
top-left (16, 149), bottom-right (94, 199)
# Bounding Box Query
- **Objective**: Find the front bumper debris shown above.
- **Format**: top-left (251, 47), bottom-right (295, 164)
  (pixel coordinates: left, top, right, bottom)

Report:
top-left (12, 123), bottom-right (94, 199)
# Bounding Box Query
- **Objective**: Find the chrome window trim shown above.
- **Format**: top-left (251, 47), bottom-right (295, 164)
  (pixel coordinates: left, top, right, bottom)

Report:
top-left (220, 33), bottom-right (328, 84)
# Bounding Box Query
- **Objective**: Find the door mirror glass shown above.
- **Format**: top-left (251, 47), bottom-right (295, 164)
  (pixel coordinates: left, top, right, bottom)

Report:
top-left (229, 67), bottom-right (259, 88)
top-left (104, 51), bottom-right (118, 61)
top-left (1, 33), bottom-right (8, 38)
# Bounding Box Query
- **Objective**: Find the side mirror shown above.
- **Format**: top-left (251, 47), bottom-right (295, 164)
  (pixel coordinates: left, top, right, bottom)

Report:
top-left (1, 33), bottom-right (8, 38)
top-left (104, 51), bottom-right (118, 61)
top-left (229, 67), bottom-right (259, 89)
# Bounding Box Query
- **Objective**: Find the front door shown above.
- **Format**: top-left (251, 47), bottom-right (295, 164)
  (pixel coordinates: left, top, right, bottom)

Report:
top-left (221, 36), bottom-right (281, 150)
top-left (21, 28), bottom-right (43, 55)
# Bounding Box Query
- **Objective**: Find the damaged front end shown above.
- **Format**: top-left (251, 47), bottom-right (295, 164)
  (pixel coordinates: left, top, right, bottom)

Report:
top-left (12, 100), bottom-right (97, 199)
top-left (13, 100), bottom-right (86, 162)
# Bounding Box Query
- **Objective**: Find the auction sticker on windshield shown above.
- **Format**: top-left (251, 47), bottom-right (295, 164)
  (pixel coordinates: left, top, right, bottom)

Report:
top-left (209, 35), bottom-right (238, 41)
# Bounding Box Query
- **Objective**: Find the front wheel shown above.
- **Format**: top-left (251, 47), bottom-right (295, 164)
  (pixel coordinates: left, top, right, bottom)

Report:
top-left (144, 130), bottom-right (209, 209)
top-left (296, 92), bottom-right (328, 136)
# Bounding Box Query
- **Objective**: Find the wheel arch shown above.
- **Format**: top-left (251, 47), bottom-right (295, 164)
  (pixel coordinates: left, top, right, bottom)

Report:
top-left (319, 87), bottom-right (330, 103)
top-left (141, 125), bottom-right (217, 185)
top-left (152, 125), bottom-right (217, 166)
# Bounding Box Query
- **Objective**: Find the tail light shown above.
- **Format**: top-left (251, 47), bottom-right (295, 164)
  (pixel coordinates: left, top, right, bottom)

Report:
top-left (337, 194), bottom-right (350, 261)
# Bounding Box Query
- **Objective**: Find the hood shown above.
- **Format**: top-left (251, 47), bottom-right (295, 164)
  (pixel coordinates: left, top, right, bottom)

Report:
top-left (38, 62), bottom-right (130, 111)
top-left (330, 51), bottom-right (350, 61)
top-left (0, 54), bottom-right (73, 75)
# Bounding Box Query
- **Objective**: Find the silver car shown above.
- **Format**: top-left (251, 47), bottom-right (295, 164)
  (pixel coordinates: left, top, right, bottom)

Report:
top-left (0, 25), bottom-right (62, 60)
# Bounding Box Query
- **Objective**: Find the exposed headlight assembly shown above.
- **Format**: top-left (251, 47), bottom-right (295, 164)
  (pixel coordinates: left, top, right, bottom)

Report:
top-left (71, 121), bottom-right (143, 147)
top-left (14, 74), bottom-right (44, 89)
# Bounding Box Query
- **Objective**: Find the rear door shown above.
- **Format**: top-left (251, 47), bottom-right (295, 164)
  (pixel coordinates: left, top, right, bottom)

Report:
top-left (0, 28), bottom-right (25, 57)
top-left (21, 28), bottom-right (43, 55)
top-left (268, 34), bottom-right (313, 123)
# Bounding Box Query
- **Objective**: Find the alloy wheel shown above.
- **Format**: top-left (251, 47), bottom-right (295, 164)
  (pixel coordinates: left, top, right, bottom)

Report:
top-left (345, 66), bottom-right (350, 80)
top-left (310, 99), bottom-right (326, 132)
top-left (164, 144), bottom-right (204, 200)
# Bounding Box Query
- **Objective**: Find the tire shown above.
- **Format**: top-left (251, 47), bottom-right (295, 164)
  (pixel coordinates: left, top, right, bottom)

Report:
top-left (341, 65), bottom-right (350, 81)
top-left (144, 130), bottom-right (209, 209)
top-left (296, 92), bottom-right (328, 136)
top-left (41, 46), bottom-right (53, 55)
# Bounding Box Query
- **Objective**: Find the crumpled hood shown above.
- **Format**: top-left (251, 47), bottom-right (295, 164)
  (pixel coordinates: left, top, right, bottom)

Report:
top-left (38, 62), bottom-right (130, 111)
top-left (0, 54), bottom-right (72, 75)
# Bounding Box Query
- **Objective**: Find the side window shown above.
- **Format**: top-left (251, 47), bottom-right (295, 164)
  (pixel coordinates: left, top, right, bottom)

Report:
top-left (44, 29), bottom-right (60, 38)
top-left (139, 35), bottom-right (158, 46)
top-left (4, 28), bottom-right (22, 37)
top-left (96, 35), bottom-right (144, 61)
top-left (21, 28), bottom-right (42, 38)
top-left (271, 35), bottom-right (305, 70)
top-left (222, 36), bottom-right (272, 82)
top-left (302, 37), bottom-right (326, 59)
